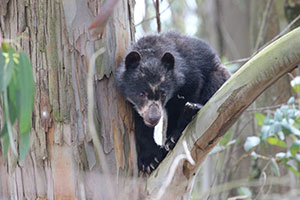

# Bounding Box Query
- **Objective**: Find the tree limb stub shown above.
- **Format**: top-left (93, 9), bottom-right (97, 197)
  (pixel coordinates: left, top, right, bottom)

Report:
top-left (147, 27), bottom-right (300, 199)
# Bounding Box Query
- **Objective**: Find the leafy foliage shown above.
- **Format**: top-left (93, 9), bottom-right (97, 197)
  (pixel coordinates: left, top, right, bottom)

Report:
top-left (244, 76), bottom-right (300, 177)
top-left (0, 42), bottom-right (35, 161)
top-left (244, 136), bottom-right (260, 152)
top-left (210, 130), bottom-right (236, 155)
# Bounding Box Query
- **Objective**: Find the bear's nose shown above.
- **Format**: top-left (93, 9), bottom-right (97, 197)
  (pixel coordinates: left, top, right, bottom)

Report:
top-left (148, 113), bottom-right (161, 125)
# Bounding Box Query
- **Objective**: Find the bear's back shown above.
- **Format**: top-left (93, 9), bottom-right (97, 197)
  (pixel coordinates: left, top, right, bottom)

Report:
top-left (132, 32), bottom-right (219, 74)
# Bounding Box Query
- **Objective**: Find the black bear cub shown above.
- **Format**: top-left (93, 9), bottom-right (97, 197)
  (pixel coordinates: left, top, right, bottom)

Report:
top-left (115, 32), bottom-right (230, 174)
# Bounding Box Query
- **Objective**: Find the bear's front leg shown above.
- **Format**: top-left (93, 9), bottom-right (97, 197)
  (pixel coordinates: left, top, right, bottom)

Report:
top-left (165, 102), bottom-right (203, 151)
top-left (134, 112), bottom-right (166, 174)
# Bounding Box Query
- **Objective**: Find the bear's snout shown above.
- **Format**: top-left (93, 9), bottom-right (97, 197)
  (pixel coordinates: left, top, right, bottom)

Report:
top-left (144, 104), bottom-right (161, 127)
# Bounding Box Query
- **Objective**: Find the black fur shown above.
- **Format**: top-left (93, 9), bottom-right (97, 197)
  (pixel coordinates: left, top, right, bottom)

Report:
top-left (115, 32), bottom-right (231, 174)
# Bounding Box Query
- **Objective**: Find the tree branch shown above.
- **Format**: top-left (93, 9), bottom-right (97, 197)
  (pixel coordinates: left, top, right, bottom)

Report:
top-left (146, 27), bottom-right (300, 200)
top-left (153, 0), bottom-right (161, 33)
top-left (225, 14), bottom-right (300, 65)
top-left (253, 0), bottom-right (274, 51)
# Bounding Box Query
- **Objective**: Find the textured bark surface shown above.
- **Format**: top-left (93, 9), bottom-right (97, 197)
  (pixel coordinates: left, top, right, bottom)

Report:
top-left (0, 0), bottom-right (135, 199)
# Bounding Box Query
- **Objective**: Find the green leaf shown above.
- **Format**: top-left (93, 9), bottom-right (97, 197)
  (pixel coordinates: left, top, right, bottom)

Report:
top-left (261, 125), bottom-right (270, 140)
top-left (290, 140), bottom-right (300, 156)
top-left (275, 152), bottom-right (286, 160)
top-left (286, 162), bottom-right (300, 177)
top-left (294, 118), bottom-right (300, 129)
top-left (0, 50), bottom-right (5, 92)
top-left (18, 52), bottom-right (35, 134)
top-left (7, 69), bottom-right (19, 124)
top-left (280, 121), bottom-right (300, 135)
top-left (1, 42), bottom-right (12, 53)
top-left (277, 131), bottom-right (285, 140)
top-left (286, 151), bottom-right (292, 158)
top-left (237, 187), bottom-right (252, 199)
top-left (271, 158), bottom-right (280, 176)
top-left (19, 131), bottom-right (30, 161)
top-left (1, 133), bottom-right (9, 160)
top-left (263, 114), bottom-right (273, 124)
top-left (254, 112), bottom-right (265, 126)
top-left (244, 136), bottom-right (260, 152)
top-left (273, 122), bottom-right (282, 132)
top-left (291, 76), bottom-right (300, 93)
top-left (281, 119), bottom-right (300, 136)
top-left (288, 167), bottom-right (300, 177)
top-left (209, 145), bottom-right (225, 155)
top-left (268, 124), bottom-right (276, 138)
top-left (0, 51), bottom-right (15, 93)
top-left (219, 129), bottom-right (233, 146)
top-left (274, 110), bottom-right (283, 121)
top-left (289, 126), bottom-right (300, 136)
top-left (226, 139), bottom-right (236, 147)
top-left (287, 109), bottom-right (296, 119)
top-left (288, 96), bottom-right (295, 104)
top-left (266, 137), bottom-right (287, 148)
top-left (295, 154), bottom-right (300, 163)
top-left (209, 139), bottom-right (236, 155)
top-left (293, 85), bottom-right (300, 93)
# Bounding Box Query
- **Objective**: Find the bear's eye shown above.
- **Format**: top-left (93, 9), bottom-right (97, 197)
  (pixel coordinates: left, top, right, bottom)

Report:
top-left (161, 91), bottom-right (167, 98)
top-left (139, 92), bottom-right (146, 97)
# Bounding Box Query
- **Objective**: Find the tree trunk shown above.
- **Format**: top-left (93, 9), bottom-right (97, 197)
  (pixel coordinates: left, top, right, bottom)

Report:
top-left (0, 0), bottom-right (135, 199)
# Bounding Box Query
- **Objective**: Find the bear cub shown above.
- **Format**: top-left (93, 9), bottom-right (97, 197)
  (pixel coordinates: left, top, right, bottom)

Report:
top-left (115, 32), bottom-right (230, 174)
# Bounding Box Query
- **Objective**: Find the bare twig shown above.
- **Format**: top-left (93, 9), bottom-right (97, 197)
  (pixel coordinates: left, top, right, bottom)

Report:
top-left (135, 1), bottom-right (173, 27)
top-left (232, 151), bottom-right (275, 176)
top-left (199, 176), bottom-right (291, 199)
top-left (225, 14), bottom-right (300, 65)
top-left (153, 0), bottom-right (161, 33)
top-left (254, 0), bottom-right (274, 51)
top-left (228, 195), bottom-right (249, 200)
top-left (254, 159), bottom-right (272, 200)
top-left (206, 158), bottom-right (220, 200)
top-left (224, 57), bottom-right (251, 65)
top-left (154, 140), bottom-right (195, 200)
top-left (256, 14), bottom-right (300, 54)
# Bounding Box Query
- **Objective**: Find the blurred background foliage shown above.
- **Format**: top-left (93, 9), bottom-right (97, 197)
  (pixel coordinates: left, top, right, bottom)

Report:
top-left (135, 0), bottom-right (300, 199)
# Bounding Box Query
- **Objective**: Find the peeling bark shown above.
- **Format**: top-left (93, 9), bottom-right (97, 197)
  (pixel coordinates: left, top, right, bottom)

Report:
top-left (0, 0), bottom-right (135, 199)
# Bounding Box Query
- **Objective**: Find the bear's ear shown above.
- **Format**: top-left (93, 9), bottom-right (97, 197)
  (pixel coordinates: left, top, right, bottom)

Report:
top-left (161, 52), bottom-right (175, 70)
top-left (125, 51), bottom-right (141, 70)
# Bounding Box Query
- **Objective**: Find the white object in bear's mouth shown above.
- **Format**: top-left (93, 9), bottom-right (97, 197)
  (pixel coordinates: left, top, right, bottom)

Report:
top-left (153, 113), bottom-right (164, 146)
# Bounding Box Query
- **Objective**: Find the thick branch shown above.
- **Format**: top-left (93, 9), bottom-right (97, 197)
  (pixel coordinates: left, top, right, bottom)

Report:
top-left (146, 27), bottom-right (300, 199)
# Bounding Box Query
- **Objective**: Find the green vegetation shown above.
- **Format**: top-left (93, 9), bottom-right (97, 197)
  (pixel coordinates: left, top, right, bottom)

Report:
top-left (245, 77), bottom-right (300, 177)
top-left (0, 41), bottom-right (35, 161)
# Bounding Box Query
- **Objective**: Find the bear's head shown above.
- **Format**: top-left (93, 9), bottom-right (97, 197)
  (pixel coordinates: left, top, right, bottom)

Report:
top-left (115, 50), bottom-right (184, 127)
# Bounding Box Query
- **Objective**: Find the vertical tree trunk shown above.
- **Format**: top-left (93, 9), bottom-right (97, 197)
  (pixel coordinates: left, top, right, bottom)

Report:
top-left (0, 0), bottom-right (135, 199)
top-left (198, 1), bottom-right (253, 199)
